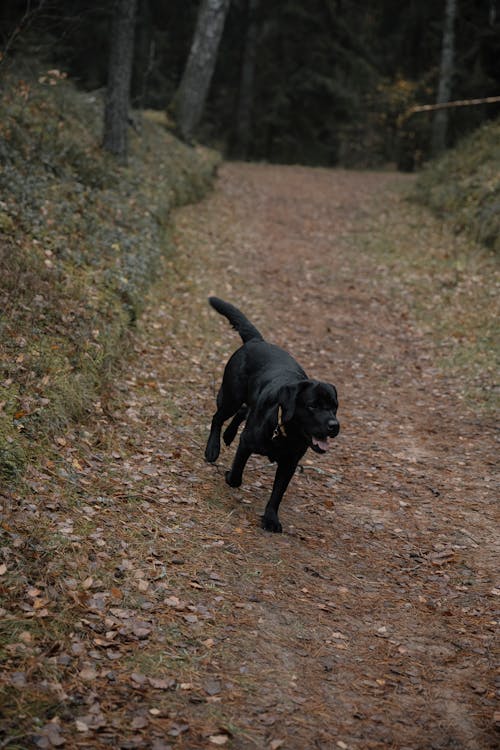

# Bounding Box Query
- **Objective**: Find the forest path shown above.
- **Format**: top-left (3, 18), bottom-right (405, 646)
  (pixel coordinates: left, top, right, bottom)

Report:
top-left (5, 164), bottom-right (498, 750)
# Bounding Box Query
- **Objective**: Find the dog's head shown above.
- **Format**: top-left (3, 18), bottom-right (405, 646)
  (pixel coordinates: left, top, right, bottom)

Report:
top-left (278, 379), bottom-right (339, 453)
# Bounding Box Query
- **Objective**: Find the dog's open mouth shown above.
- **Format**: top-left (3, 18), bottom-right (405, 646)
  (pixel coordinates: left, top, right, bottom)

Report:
top-left (311, 436), bottom-right (329, 453)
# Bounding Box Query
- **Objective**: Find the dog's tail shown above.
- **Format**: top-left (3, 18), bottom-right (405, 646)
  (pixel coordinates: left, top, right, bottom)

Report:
top-left (208, 297), bottom-right (264, 343)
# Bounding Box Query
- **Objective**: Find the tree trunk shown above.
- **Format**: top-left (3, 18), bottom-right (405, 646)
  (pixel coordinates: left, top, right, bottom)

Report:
top-left (431, 0), bottom-right (457, 156)
top-left (234, 0), bottom-right (260, 158)
top-left (103, 0), bottom-right (137, 162)
top-left (133, 0), bottom-right (155, 110)
top-left (173, 0), bottom-right (231, 142)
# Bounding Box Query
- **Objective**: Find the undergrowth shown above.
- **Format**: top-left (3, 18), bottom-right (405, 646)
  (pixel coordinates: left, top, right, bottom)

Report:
top-left (413, 117), bottom-right (500, 255)
top-left (0, 63), bottom-right (219, 481)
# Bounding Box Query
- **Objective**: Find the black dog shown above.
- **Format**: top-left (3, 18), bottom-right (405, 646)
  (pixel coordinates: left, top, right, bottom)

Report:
top-left (205, 297), bottom-right (339, 533)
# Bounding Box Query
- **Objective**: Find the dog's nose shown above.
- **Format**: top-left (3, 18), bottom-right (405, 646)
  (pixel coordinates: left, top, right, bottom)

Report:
top-left (328, 419), bottom-right (339, 437)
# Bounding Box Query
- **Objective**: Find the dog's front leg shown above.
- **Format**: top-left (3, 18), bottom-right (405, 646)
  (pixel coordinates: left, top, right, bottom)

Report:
top-left (262, 459), bottom-right (298, 533)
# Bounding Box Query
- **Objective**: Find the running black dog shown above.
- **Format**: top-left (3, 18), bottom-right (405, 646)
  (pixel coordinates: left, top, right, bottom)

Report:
top-left (205, 297), bottom-right (340, 532)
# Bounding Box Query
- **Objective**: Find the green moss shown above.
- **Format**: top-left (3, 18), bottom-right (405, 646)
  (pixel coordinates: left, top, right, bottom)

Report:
top-left (414, 118), bottom-right (500, 254)
top-left (0, 65), bottom-right (219, 482)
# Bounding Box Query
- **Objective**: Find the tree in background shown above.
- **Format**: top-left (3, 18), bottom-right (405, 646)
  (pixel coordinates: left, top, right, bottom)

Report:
top-left (172, 0), bottom-right (231, 142)
top-left (103, 0), bottom-right (138, 162)
top-left (431, 0), bottom-right (457, 155)
top-left (233, 0), bottom-right (260, 158)
top-left (1, 0), bottom-right (499, 166)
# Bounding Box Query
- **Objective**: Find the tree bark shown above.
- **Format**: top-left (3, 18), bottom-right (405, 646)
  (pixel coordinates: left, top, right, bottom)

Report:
top-left (431, 0), bottom-right (457, 156)
top-left (103, 0), bottom-right (137, 162)
top-left (234, 0), bottom-right (260, 158)
top-left (173, 0), bottom-right (231, 142)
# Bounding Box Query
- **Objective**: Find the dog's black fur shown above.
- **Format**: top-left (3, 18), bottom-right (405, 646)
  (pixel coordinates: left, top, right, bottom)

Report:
top-left (205, 297), bottom-right (339, 532)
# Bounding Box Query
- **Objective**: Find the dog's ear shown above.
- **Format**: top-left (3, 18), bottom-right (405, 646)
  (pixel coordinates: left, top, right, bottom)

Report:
top-left (278, 381), bottom-right (308, 422)
top-left (328, 383), bottom-right (338, 403)
top-left (278, 384), bottom-right (297, 422)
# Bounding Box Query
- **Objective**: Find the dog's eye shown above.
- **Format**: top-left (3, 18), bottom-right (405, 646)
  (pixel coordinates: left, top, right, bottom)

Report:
top-left (307, 405), bottom-right (316, 412)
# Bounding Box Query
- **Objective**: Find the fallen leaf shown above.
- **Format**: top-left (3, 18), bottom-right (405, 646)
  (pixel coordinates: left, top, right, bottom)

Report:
top-left (209, 736), bottom-right (228, 746)
top-left (79, 666), bottom-right (97, 681)
top-left (148, 677), bottom-right (175, 690)
top-left (37, 722), bottom-right (66, 747)
top-left (168, 723), bottom-right (189, 737)
top-left (131, 715), bottom-right (149, 729)
top-left (10, 671), bottom-right (27, 687)
top-left (203, 679), bottom-right (221, 696)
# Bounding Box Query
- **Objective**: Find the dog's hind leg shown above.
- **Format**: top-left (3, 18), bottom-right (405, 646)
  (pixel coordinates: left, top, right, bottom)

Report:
top-left (205, 348), bottom-right (247, 464)
top-left (205, 385), bottom-right (245, 464)
top-left (205, 406), bottom-right (233, 463)
top-left (223, 406), bottom-right (248, 446)
top-left (225, 436), bottom-right (251, 488)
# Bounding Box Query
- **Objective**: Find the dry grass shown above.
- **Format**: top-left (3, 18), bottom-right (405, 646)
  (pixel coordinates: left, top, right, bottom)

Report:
top-left (356, 180), bottom-right (499, 411)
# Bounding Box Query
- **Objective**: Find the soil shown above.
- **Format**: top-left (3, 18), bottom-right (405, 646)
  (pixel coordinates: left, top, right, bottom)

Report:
top-left (2, 164), bottom-right (498, 749)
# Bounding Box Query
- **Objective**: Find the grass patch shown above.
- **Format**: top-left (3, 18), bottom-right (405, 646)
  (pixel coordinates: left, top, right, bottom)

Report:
top-left (359, 182), bottom-right (499, 411)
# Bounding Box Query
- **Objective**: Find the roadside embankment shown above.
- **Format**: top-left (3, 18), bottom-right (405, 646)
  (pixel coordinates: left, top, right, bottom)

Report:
top-left (0, 65), bottom-right (219, 480)
top-left (413, 117), bottom-right (500, 255)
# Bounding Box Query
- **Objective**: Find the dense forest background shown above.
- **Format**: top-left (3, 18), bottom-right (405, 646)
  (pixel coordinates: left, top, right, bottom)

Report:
top-left (1, 0), bottom-right (500, 168)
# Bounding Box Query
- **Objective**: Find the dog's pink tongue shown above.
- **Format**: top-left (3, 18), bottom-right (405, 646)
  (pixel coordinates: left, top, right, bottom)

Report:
top-left (313, 437), bottom-right (329, 451)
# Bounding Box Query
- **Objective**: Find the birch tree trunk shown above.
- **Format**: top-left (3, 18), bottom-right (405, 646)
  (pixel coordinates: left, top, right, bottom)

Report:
top-left (431, 0), bottom-right (457, 155)
top-left (173, 0), bottom-right (231, 142)
top-left (103, 0), bottom-right (137, 162)
top-left (234, 0), bottom-right (260, 158)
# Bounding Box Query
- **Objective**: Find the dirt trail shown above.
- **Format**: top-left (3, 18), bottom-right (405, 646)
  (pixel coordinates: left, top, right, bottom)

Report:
top-left (4, 164), bottom-right (498, 750)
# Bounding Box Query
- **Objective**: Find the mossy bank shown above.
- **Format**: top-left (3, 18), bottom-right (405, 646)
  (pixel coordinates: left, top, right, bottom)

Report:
top-left (413, 117), bottom-right (500, 255)
top-left (0, 65), bottom-right (219, 481)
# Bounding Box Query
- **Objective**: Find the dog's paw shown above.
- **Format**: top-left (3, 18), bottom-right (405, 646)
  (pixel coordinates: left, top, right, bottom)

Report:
top-left (205, 440), bottom-right (220, 464)
top-left (223, 425), bottom-right (237, 446)
top-left (225, 470), bottom-right (242, 488)
top-left (261, 513), bottom-right (282, 533)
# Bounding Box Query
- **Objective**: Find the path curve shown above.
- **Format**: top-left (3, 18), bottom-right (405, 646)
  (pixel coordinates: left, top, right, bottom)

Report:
top-left (144, 163), bottom-right (498, 749)
top-left (7, 163), bottom-right (498, 750)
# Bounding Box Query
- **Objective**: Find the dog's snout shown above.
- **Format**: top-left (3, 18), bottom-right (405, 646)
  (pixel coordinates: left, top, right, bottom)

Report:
top-left (328, 419), bottom-right (340, 437)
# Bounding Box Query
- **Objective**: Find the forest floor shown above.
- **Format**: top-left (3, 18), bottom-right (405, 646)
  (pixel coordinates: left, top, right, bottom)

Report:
top-left (1, 164), bottom-right (499, 750)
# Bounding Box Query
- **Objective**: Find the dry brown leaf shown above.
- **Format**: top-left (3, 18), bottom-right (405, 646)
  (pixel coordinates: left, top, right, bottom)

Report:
top-left (209, 736), bottom-right (228, 746)
top-left (79, 666), bottom-right (97, 681)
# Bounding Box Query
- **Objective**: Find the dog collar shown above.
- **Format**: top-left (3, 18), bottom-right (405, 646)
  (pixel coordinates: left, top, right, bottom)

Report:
top-left (273, 405), bottom-right (287, 439)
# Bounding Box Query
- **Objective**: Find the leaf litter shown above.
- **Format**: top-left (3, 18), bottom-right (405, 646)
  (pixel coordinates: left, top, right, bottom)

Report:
top-left (0, 164), bottom-right (498, 749)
